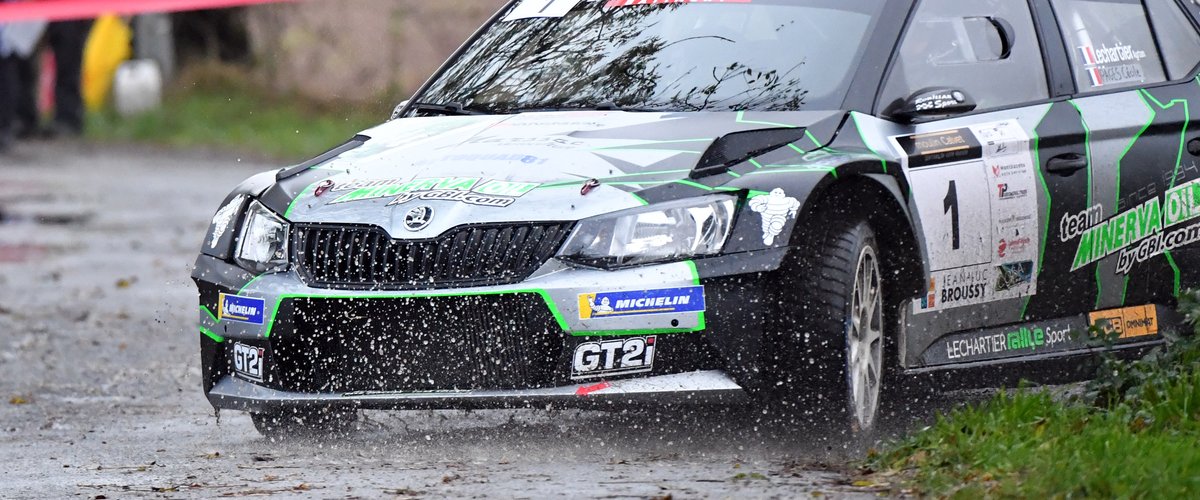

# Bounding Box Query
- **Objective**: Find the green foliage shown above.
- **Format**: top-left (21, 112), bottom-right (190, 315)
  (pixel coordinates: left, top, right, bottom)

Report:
top-left (86, 64), bottom-right (385, 162)
top-left (869, 295), bottom-right (1200, 498)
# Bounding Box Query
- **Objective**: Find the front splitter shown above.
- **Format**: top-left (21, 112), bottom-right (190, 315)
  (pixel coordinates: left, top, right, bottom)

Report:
top-left (207, 370), bottom-right (749, 412)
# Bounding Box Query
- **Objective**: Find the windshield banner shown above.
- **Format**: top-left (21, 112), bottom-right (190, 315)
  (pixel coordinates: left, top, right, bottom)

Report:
top-left (0, 0), bottom-right (293, 23)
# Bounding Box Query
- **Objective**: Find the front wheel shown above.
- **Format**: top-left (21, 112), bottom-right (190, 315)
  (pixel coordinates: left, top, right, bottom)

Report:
top-left (765, 214), bottom-right (892, 436)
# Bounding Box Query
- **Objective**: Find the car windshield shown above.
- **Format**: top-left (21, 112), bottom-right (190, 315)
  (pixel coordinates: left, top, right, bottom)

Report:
top-left (414, 0), bottom-right (884, 114)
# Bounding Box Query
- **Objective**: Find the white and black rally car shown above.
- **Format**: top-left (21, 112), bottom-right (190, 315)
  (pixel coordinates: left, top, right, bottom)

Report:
top-left (194, 0), bottom-right (1200, 435)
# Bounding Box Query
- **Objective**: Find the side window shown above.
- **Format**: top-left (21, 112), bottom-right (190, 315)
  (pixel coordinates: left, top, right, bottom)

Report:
top-left (1146, 0), bottom-right (1200, 79)
top-left (879, 0), bottom-right (1049, 116)
top-left (1050, 0), bottom-right (1167, 91)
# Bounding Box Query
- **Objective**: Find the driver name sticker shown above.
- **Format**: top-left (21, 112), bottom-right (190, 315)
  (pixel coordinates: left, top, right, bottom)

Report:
top-left (504, 0), bottom-right (579, 21)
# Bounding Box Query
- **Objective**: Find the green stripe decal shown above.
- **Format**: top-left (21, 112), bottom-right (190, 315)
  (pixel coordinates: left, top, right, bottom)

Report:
top-left (201, 327), bottom-right (225, 343)
top-left (1019, 105), bottom-right (1055, 321)
top-left (686, 260), bottom-right (707, 331)
top-left (851, 112), bottom-right (889, 173)
top-left (630, 193), bottom-right (649, 206)
top-left (201, 305), bottom-right (219, 323)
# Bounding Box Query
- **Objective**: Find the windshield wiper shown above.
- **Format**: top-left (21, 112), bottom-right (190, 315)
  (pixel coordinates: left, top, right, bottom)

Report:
top-left (408, 102), bottom-right (492, 116)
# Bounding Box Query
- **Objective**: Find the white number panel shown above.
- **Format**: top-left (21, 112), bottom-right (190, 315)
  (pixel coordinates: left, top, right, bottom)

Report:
top-left (890, 121), bottom-right (1040, 314)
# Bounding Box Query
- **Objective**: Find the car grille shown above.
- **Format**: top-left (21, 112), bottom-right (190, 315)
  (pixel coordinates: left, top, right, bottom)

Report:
top-left (293, 222), bottom-right (573, 290)
top-left (272, 295), bottom-right (565, 393)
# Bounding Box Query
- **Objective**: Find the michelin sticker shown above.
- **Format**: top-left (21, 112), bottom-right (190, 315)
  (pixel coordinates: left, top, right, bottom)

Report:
top-left (749, 189), bottom-right (800, 245)
top-left (578, 286), bottom-right (705, 320)
top-left (219, 293), bottom-right (266, 325)
top-left (891, 121), bottom-right (1040, 314)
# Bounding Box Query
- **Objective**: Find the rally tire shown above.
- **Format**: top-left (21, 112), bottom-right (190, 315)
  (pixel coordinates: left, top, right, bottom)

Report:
top-left (766, 210), bottom-right (892, 436)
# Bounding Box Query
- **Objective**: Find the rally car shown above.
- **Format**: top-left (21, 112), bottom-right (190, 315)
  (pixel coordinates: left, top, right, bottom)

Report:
top-left (193, 0), bottom-right (1200, 436)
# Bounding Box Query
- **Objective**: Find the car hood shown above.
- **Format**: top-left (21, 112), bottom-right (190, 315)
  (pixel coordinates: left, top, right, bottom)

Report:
top-left (277, 110), bottom-right (844, 238)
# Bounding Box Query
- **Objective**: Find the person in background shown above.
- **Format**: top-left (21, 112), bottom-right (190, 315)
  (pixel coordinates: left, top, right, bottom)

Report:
top-left (42, 18), bottom-right (92, 137)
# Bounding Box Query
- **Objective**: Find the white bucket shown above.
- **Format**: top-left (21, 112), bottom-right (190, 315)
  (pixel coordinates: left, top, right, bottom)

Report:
top-left (113, 59), bottom-right (163, 117)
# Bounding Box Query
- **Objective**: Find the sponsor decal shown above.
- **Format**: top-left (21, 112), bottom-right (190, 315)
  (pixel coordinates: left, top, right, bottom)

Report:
top-left (232, 342), bottom-right (265, 382)
top-left (413, 153), bottom-right (548, 165)
top-left (218, 293), bottom-right (265, 325)
top-left (995, 261), bottom-right (1034, 292)
top-left (894, 128), bottom-right (982, 168)
top-left (463, 136), bottom-right (586, 149)
top-left (1065, 177), bottom-right (1200, 272)
top-left (920, 278), bottom-right (937, 310)
top-left (571, 336), bottom-right (657, 380)
top-left (328, 177), bottom-right (541, 208)
top-left (925, 317), bottom-right (1089, 365)
top-left (748, 188), bottom-right (800, 245)
top-left (578, 286), bottom-right (705, 320)
top-left (997, 183), bottom-right (1028, 200)
top-left (1079, 43), bottom-right (1148, 87)
top-left (997, 236), bottom-right (1031, 258)
top-left (990, 162), bottom-right (1028, 178)
top-left (209, 195), bottom-right (244, 249)
top-left (1089, 305), bottom-right (1158, 340)
top-left (606, 0), bottom-right (752, 6)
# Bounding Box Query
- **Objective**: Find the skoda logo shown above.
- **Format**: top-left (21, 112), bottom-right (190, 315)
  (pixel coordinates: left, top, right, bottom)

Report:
top-left (403, 206), bottom-right (434, 232)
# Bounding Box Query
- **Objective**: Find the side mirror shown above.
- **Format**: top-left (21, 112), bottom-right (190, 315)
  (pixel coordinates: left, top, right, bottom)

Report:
top-left (895, 88), bottom-right (977, 122)
top-left (389, 100), bottom-right (411, 121)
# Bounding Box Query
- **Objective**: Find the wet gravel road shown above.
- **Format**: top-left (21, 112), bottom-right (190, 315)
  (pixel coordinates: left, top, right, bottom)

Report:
top-left (0, 143), bottom-right (925, 499)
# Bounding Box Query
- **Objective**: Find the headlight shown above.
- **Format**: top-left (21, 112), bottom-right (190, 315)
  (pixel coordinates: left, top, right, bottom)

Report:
top-left (235, 201), bottom-right (290, 274)
top-left (558, 195), bottom-right (737, 269)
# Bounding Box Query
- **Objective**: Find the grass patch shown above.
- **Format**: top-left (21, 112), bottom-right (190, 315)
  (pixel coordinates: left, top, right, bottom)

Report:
top-left (86, 63), bottom-right (387, 162)
top-left (868, 298), bottom-right (1200, 498)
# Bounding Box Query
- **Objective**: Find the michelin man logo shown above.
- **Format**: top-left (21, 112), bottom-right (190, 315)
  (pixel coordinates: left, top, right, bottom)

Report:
top-left (749, 188), bottom-right (800, 245)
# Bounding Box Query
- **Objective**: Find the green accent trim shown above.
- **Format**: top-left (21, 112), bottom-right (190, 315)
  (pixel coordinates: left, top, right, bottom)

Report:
top-left (1019, 105), bottom-right (1056, 321)
top-left (1066, 100), bottom-right (1094, 207)
top-left (201, 305), bottom-right (219, 323)
top-left (673, 179), bottom-right (716, 191)
top-left (1139, 89), bottom-right (1190, 188)
top-left (850, 112), bottom-right (889, 173)
top-left (748, 158), bottom-right (765, 169)
top-left (725, 171), bottom-right (742, 178)
top-left (201, 327), bottom-right (225, 343)
top-left (1165, 250), bottom-right (1182, 297)
top-left (746, 167), bottom-right (836, 175)
top-left (747, 189), bottom-right (770, 198)
top-left (630, 193), bottom-right (649, 206)
top-left (686, 260), bottom-right (707, 331)
top-left (239, 274), bottom-right (267, 295)
top-left (736, 111), bottom-right (798, 129)
top-left (537, 169), bottom-right (694, 188)
top-left (805, 130), bottom-right (824, 149)
top-left (1120, 276), bottom-right (1130, 307)
top-left (283, 180), bottom-right (323, 220)
top-left (787, 143), bottom-right (807, 155)
top-left (1117, 92), bottom-right (1158, 207)
top-left (570, 326), bottom-right (705, 337)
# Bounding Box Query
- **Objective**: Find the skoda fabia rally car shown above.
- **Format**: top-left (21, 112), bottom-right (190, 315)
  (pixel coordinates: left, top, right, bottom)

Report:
top-left (194, 0), bottom-right (1200, 435)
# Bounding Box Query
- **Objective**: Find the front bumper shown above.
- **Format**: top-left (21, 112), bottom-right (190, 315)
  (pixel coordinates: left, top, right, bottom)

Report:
top-left (193, 250), bottom-right (787, 411)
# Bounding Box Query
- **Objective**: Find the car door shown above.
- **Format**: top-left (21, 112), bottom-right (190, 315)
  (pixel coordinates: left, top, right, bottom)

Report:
top-left (1045, 0), bottom-right (1200, 318)
top-left (868, 0), bottom-right (1100, 368)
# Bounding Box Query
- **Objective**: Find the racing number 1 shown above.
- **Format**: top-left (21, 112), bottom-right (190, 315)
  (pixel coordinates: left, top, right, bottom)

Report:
top-left (943, 180), bottom-right (960, 250)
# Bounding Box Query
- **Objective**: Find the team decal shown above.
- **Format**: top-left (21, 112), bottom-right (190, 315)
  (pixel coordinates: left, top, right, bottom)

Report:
top-left (571, 336), bottom-right (657, 380)
top-left (748, 188), bottom-right (800, 245)
top-left (1062, 176), bottom-right (1200, 274)
top-left (578, 286), bottom-right (705, 320)
top-left (893, 121), bottom-right (1039, 314)
top-left (1088, 304), bottom-right (1158, 340)
top-left (1078, 43), bottom-right (1148, 88)
top-left (327, 177), bottom-right (541, 208)
top-left (232, 343), bottom-right (265, 381)
top-left (504, 0), bottom-right (579, 21)
top-left (218, 293), bottom-right (266, 325)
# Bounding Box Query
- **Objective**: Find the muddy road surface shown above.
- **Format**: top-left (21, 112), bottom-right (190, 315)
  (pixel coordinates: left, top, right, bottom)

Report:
top-left (0, 143), bottom-right (938, 499)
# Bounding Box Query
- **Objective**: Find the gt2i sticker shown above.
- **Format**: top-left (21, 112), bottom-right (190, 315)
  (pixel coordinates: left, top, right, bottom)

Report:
top-left (1079, 43), bottom-right (1148, 88)
top-left (578, 286), bottom-right (705, 320)
top-left (571, 336), bottom-right (656, 380)
top-left (1064, 177), bottom-right (1200, 274)
top-left (1089, 305), bottom-right (1158, 340)
top-left (892, 121), bottom-right (1040, 314)
top-left (749, 189), bottom-right (800, 245)
top-left (923, 316), bottom-right (1090, 366)
top-left (328, 177), bottom-right (541, 208)
top-left (232, 343), bottom-right (265, 382)
top-left (504, 0), bottom-right (579, 21)
top-left (219, 293), bottom-right (265, 325)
